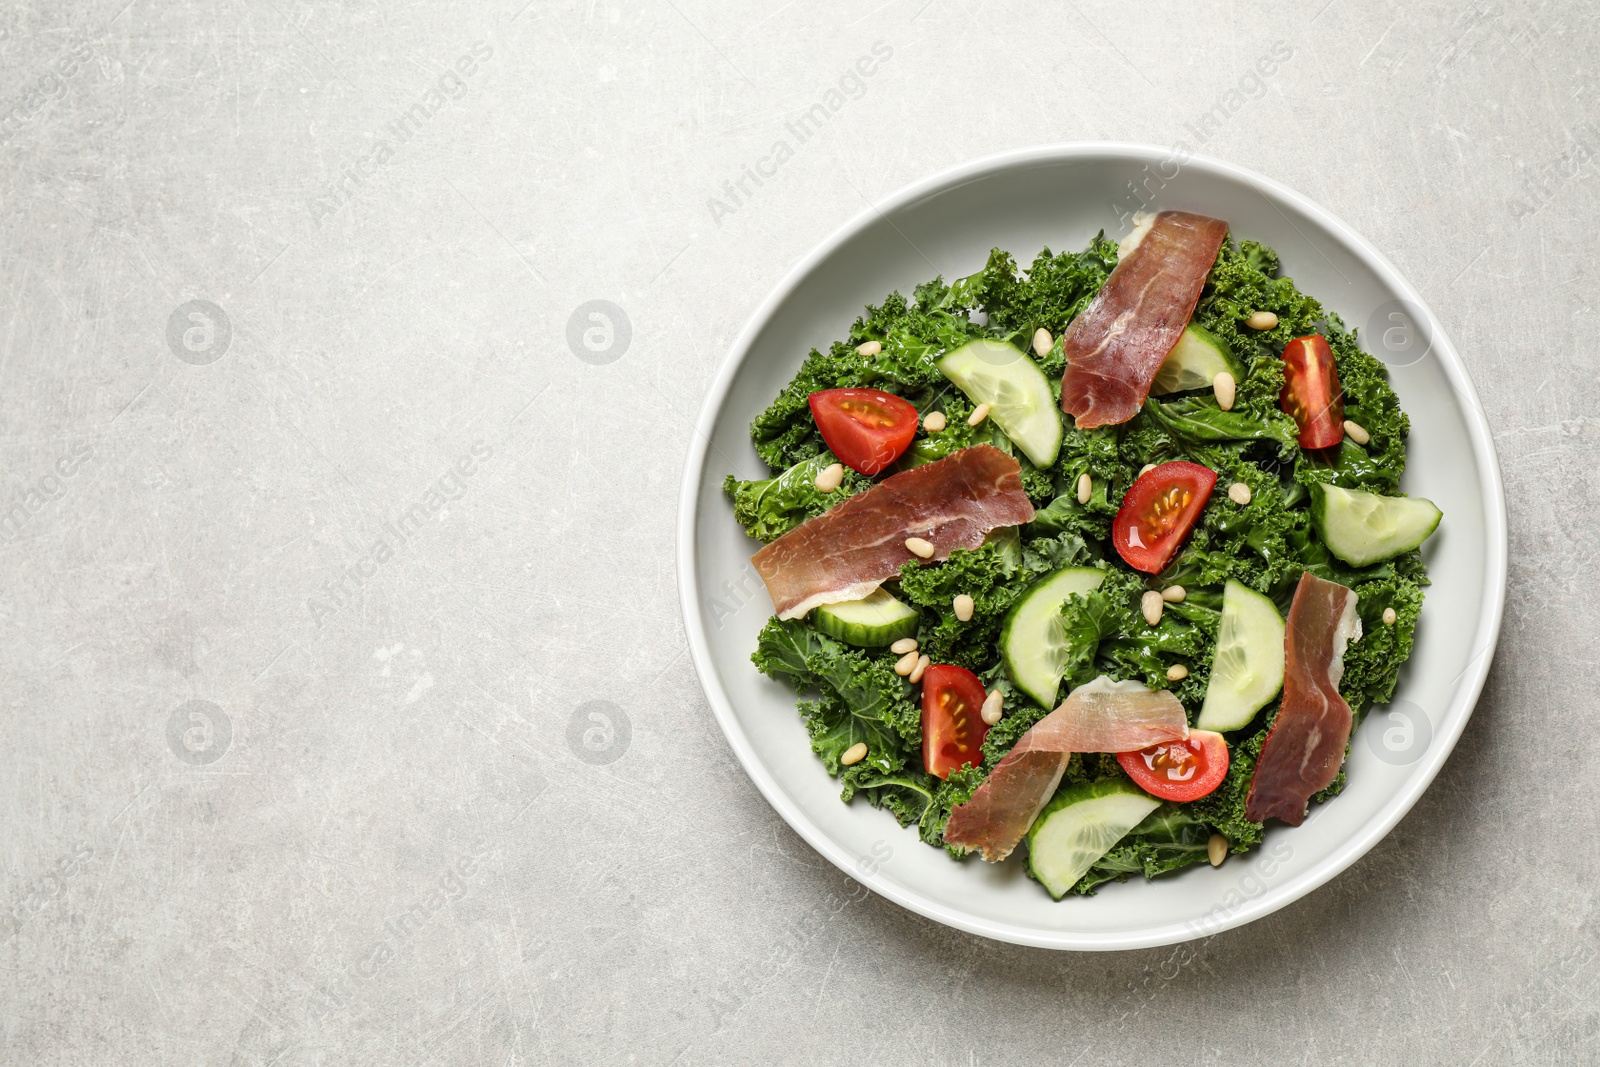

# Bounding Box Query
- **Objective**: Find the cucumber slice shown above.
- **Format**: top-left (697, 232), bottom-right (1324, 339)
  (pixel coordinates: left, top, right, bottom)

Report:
top-left (1027, 779), bottom-right (1162, 899)
top-left (813, 589), bottom-right (919, 647)
top-left (1151, 324), bottom-right (1242, 395)
top-left (1197, 579), bottom-right (1286, 732)
top-left (1312, 483), bottom-right (1442, 567)
top-left (937, 340), bottom-right (1062, 467)
top-left (999, 567), bottom-right (1106, 709)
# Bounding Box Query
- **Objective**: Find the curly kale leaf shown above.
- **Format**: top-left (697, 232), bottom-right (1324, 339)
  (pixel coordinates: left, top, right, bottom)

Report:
top-left (1162, 454), bottom-right (1306, 602)
top-left (1342, 573), bottom-right (1427, 720)
top-left (748, 289), bottom-right (986, 470)
top-left (1188, 723), bottom-right (1267, 851)
top-left (1052, 568), bottom-right (1220, 706)
top-left (1291, 315), bottom-right (1411, 495)
top-left (752, 618), bottom-right (923, 803)
top-left (897, 542), bottom-right (1023, 671)
top-left (982, 236), bottom-right (1120, 374)
top-left (722, 453), bottom-right (869, 542)
top-left (1193, 238), bottom-right (1324, 368)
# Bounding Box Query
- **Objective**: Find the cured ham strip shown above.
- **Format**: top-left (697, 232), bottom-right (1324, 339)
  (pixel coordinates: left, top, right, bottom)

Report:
top-left (1245, 572), bottom-right (1362, 825)
top-left (944, 678), bottom-right (1188, 862)
top-left (1060, 211), bottom-right (1229, 427)
top-left (751, 444), bottom-right (1035, 620)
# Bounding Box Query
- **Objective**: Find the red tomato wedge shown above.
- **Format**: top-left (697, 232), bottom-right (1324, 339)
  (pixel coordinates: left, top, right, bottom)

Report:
top-left (921, 665), bottom-right (989, 780)
top-left (1117, 729), bottom-right (1228, 802)
top-left (1111, 461), bottom-right (1217, 574)
top-left (1280, 334), bottom-right (1345, 450)
top-left (808, 388), bottom-right (918, 476)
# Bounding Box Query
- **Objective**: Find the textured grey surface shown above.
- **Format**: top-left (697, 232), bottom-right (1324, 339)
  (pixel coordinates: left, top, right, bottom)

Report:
top-left (0, 0), bottom-right (1592, 1063)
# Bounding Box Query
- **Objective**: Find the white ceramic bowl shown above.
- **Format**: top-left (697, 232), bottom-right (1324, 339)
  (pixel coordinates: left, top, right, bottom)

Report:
top-left (676, 144), bottom-right (1506, 950)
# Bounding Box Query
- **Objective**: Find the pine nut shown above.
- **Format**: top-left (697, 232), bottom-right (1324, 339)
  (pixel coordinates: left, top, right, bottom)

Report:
top-left (814, 462), bottom-right (844, 493)
top-left (1032, 327), bottom-right (1053, 357)
top-left (1076, 472), bottom-right (1092, 504)
top-left (842, 742), bottom-right (868, 766)
top-left (1141, 590), bottom-right (1164, 626)
top-left (856, 340), bottom-right (882, 356)
top-left (890, 637), bottom-right (918, 655)
top-left (904, 536), bottom-right (935, 559)
top-left (1139, 463), bottom-right (1157, 477)
top-left (1344, 419), bottom-right (1371, 445)
top-left (1246, 310), bottom-right (1278, 331)
top-left (966, 402), bottom-right (991, 427)
top-left (1228, 482), bottom-right (1252, 506)
top-left (952, 593), bottom-right (975, 622)
top-left (894, 650), bottom-right (919, 676)
top-left (923, 410), bottom-right (947, 433)
top-left (1162, 585), bottom-right (1186, 603)
top-left (908, 654), bottom-right (930, 684)
top-left (980, 690), bottom-right (1003, 726)
top-left (1167, 663), bottom-right (1189, 682)
top-left (1208, 833), bottom-right (1227, 867)
top-left (1213, 371), bottom-right (1236, 412)
top-left (1382, 607), bottom-right (1397, 625)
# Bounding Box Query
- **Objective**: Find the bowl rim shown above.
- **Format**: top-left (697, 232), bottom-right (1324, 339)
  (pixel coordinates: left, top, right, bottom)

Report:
top-left (675, 142), bottom-right (1508, 950)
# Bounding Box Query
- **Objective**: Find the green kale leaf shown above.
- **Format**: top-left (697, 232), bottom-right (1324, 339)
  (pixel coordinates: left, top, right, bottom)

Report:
top-left (722, 453), bottom-right (869, 542)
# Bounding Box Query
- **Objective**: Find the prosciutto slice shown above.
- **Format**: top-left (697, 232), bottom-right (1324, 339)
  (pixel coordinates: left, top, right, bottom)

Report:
top-left (1059, 210), bottom-right (1229, 427)
top-left (1245, 572), bottom-right (1362, 825)
top-left (943, 678), bottom-right (1188, 862)
top-left (751, 444), bottom-right (1035, 620)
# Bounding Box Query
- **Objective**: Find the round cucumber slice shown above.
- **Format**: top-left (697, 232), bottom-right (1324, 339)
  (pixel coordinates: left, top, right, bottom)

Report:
top-left (813, 589), bottom-right (919, 647)
top-left (1312, 483), bottom-right (1442, 567)
top-left (937, 340), bottom-right (1062, 467)
top-left (999, 567), bottom-right (1106, 710)
top-left (1197, 579), bottom-right (1286, 732)
top-left (1026, 778), bottom-right (1161, 900)
top-left (1151, 324), bottom-right (1242, 395)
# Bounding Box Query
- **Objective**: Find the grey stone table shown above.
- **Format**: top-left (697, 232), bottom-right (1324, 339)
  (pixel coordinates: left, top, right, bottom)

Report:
top-left (1, 0), bottom-right (1592, 1063)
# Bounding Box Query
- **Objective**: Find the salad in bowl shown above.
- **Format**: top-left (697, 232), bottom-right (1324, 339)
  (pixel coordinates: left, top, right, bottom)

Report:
top-left (723, 210), bottom-right (1441, 900)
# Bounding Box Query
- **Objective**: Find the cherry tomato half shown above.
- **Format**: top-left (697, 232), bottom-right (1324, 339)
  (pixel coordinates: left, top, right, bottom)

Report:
top-left (1280, 334), bottom-right (1345, 450)
top-left (921, 664), bottom-right (989, 780)
top-left (1111, 461), bottom-right (1218, 574)
top-left (1116, 729), bottom-right (1229, 802)
top-left (808, 388), bottom-right (918, 476)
